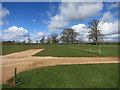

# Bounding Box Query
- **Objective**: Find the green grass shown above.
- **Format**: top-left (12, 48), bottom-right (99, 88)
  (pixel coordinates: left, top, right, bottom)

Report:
top-left (2, 44), bottom-right (118, 57)
top-left (2, 45), bottom-right (43, 55)
top-left (2, 63), bottom-right (118, 88)
top-left (35, 44), bottom-right (118, 57)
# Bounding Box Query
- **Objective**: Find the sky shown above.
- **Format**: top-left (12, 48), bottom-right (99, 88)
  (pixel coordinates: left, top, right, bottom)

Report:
top-left (1, 1), bottom-right (119, 42)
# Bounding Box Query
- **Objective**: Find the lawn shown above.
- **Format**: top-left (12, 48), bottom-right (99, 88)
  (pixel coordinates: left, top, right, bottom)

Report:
top-left (2, 44), bottom-right (118, 57)
top-left (2, 63), bottom-right (118, 88)
top-left (1, 45), bottom-right (43, 55)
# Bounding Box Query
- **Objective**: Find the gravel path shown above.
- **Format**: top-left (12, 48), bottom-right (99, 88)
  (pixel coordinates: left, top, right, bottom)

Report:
top-left (1, 49), bottom-right (119, 84)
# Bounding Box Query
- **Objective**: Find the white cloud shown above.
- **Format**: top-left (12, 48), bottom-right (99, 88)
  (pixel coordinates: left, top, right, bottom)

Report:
top-left (71, 24), bottom-right (88, 35)
top-left (105, 34), bottom-right (118, 38)
top-left (99, 20), bottom-right (118, 35)
top-left (0, 20), bottom-right (9, 26)
top-left (107, 3), bottom-right (118, 10)
top-left (104, 34), bottom-right (119, 41)
top-left (42, 19), bottom-right (49, 24)
top-left (48, 2), bottom-right (103, 32)
top-left (103, 33), bottom-right (119, 42)
top-left (99, 11), bottom-right (118, 42)
top-left (37, 32), bottom-right (45, 36)
top-left (0, 5), bottom-right (9, 18)
top-left (3, 26), bottom-right (29, 41)
top-left (71, 24), bottom-right (89, 42)
top-left (0, 5), bottom-right (10, 26)
top-left (103, 38), bottom-right (114, 42)
top-left (70, 19), bottom-right (118, 42)
top-left (48, 15), bottom-right (68, 32)
top-left (30, 32), bottom-right (45, 41)
top-left (3, 26), bottom-right (46, 42)
top-left (46, 5), bottom-right (56, 17)
top-left (103, 35), bottom-right (119, 42)
top-left (0, 34), bottom-right (2, 41)
top-left (101, 11), bottom-right (113, 22)
top-left (47, 3), bottom-right (57, 17)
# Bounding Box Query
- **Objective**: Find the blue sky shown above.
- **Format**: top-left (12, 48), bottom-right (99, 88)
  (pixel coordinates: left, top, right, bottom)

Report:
top-left (2, 2), bottom-right (59, 33)
top-left (1, 2), bottom-right (118, 42)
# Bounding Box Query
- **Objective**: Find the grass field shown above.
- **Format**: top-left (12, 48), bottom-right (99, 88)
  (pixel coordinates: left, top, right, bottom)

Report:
top-left (2, 44), bottom-right (118, 57)
top-left (2, 45), bottom-right (43, 55)
top-left (2, 45), bottom-right (119, 88)
top-left (2, 63), bottom-right (118, 88)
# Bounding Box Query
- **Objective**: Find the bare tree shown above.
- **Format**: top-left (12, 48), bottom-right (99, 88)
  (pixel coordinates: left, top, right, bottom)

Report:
top-left (88, 20), bottom-right (103, 45)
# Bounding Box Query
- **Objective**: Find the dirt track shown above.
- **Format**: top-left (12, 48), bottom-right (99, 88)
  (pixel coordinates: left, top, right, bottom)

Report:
top-left (1, 49), bottom-right (119, 84)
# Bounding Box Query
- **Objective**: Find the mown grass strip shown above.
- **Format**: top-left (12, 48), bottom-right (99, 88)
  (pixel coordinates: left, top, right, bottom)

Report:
top-left (62, 45), bottom-right (99, 54)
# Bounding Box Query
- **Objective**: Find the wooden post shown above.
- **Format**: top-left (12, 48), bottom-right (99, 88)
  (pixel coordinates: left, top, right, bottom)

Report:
top-left (98, 40), bottom-right (102, 54)
top-left (14, 68), bottom-right (17, 84)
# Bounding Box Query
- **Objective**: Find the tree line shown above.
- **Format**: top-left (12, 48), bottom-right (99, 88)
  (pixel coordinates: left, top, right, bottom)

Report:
top-left (38, 20), bottom-right (103, 45)
top-left (2, 20), bottom-right (118, 45)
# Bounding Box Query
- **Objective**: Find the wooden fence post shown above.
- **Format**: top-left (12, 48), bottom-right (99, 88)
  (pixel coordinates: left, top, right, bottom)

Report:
top-left (14, 67), bottom-right (17, 84)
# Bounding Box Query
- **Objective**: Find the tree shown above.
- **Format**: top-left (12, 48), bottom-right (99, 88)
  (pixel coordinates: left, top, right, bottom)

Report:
top-left (40, 36), bottom-right (45, 43)
top-left (27, 37), bottom-right (32, 43)
top-left (22, 40), bottom-right (26, 43)
top-left (51, 33), bottom-right (58, 43)
top-left (60, 28), bottom-right (78, 44)
top-left (46, 35), bottom-right (52, 44)
top-left (27, 33), bottom-right (32, 43)
top-left (76, 36), bottom-right (83, 43)
top-left (87, 20), bottom-right (103, 45)
top-left (36, 40), bottom-right (38, 43)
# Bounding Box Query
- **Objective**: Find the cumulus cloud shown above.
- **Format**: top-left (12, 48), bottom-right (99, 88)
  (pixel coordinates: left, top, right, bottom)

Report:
top-left (3, 26), bottom-right (29, 41)
top-left (70, 19), bottom-right (118, 42)
top-left (48, 15), bottom-right (68, 31)
top-left (48, 2), bottom-right (103, 32)
top-left (2, 25), bottom-right (46, 42)
top-left (30, 32), bottom-right (45, 40)
top-left (99, 20), bottom-right (118, 42)
top-left (28, 32), bottom-right (47, 43)
top-left (71, 24), bottom-right (89, 41)
top-left (99, 20), bottom-right (118, 35)
top-left (99, 10), bottom-right (118, 42)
